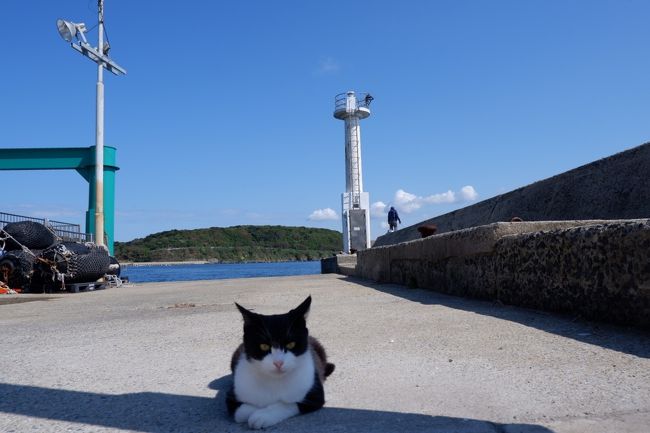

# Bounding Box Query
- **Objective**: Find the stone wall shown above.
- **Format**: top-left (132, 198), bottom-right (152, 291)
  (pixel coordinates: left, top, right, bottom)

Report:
top-left (374, 141), bottom-right (650, 247)
top-left (357, 220), bottom-right (650, 329)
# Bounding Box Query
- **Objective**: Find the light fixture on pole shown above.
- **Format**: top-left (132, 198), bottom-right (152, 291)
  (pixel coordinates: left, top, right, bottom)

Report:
top-left (56, 19), bottom-right (85, 43)
top-left (56, 0), bottom-right (126, 249)
top-left (56, 17), bottom-right (126, 76)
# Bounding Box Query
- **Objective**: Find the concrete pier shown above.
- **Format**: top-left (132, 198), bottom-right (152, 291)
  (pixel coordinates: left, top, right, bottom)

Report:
top-left (1, 275), bottom-right (648, 432)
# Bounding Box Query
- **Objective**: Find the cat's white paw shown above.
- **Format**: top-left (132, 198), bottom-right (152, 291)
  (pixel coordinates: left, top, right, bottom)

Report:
top-left (234, 403), bottom-right (258, 423)
top-left (247, 403), bottom-right (299, 429)
top-left (247, 409), bottom-right (282, 430)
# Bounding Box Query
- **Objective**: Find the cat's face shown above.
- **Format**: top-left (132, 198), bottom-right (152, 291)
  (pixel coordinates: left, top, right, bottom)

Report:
top-left (236, 296), bottom-right (311, 377)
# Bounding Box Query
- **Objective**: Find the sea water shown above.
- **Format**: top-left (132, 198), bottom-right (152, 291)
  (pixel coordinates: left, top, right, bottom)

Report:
top-left (121, 261), bottom-right (321, 283)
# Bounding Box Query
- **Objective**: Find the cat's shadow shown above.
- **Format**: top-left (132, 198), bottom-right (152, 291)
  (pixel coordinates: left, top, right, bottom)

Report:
top-left (208, 374), bottom-right (555, 433)
top-left (208, 374), bottom-right (233, 414)
top-left (0, 378), bottom-right (555, 432)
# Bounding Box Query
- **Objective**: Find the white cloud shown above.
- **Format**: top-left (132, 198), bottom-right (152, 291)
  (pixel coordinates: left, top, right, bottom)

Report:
top-left (423, 190), bottom-right (456, 205)
top-left (394, 189), bottom-right (421, 213)
top-left (316, 56), bottom-right (340, 74)
top-left (394, 189), bottom-right (455, 213)
top-left (308, 208), bottom-right (339, 221)
top-left (392, 186), bottom-right (478, 213)
top-left (370, 201), bottom-right (387, 218)
top-left (33, 209), bottom-right (82, 219)
top-left (7, 204), bottom-right (84, 220)
top-left (460, 185), bottom-right (479, 201)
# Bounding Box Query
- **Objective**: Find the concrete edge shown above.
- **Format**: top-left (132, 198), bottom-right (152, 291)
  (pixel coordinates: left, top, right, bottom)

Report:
top-left (372, 219), bottom-right (638, 261)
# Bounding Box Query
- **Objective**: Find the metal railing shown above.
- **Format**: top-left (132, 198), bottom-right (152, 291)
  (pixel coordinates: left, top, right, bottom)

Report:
top-left (334, 92), bottom-right (373, 112)
top-left (0, 211), bottom-right (93, 243)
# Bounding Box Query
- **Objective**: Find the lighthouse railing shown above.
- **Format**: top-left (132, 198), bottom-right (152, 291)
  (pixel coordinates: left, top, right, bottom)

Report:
top-left (334, 92), bottom-right (372, 112)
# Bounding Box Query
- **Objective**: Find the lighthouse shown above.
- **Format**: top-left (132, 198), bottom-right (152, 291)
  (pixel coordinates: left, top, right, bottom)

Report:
top-left (334, 91), bottom-right (372, 253)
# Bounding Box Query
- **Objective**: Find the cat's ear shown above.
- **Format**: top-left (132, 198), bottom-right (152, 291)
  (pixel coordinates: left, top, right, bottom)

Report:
top-left (235, 303), bottom-right (258, 325)
top-left (290, 295), bottom-right (311, 321)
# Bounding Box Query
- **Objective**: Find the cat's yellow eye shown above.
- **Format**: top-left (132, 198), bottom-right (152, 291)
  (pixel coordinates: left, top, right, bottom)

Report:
top-left (260, 344), bottom-right (270, 352)
top-left (286, 342), bottom-right (296, 350)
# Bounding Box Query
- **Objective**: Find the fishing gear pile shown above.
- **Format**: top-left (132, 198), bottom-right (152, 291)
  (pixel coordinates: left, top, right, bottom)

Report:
top-left (0, 221), bottom-right (120, 293)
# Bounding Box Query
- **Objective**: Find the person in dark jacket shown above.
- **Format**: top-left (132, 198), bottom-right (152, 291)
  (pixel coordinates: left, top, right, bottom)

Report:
top-left (387, 206), bottom-right (401, 232)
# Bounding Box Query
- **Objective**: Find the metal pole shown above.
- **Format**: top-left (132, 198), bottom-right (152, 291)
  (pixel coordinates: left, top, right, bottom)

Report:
top-left (95, 0), bottom-right (105, 248)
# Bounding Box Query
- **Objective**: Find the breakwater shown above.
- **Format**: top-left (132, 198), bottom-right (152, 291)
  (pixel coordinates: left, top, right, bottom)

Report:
top-left (353, 220), bottom-right (650, 328)
top-left (325, 142), bottom-right (650, 329)
top-left (374, 141), bottom-right (650, 247)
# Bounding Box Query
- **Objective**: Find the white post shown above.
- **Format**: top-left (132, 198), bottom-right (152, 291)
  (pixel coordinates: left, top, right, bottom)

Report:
top-left (95, 0), bottom-right (105, 247)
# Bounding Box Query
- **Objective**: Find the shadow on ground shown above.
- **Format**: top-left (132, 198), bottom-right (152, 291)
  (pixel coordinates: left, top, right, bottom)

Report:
top-left (343, 276), bottom-right (650, 359)
top-left (0, 378), bottom-right (554, 433)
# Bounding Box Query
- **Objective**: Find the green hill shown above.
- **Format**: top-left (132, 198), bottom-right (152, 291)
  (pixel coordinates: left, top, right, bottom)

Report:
top-left (114, 225), bottom-right (342, 263)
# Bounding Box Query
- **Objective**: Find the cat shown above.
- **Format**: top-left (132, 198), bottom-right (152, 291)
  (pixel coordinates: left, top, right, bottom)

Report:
top-left (226, 296), bottom-right (335, 429)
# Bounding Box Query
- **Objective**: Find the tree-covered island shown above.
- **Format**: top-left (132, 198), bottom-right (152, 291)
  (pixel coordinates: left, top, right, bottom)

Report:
top-left (114, 225), bottom-right (342, 263)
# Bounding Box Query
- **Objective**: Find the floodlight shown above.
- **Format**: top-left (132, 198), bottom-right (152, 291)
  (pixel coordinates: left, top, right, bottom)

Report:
top-left (56, 19), bottom-right (80, 42)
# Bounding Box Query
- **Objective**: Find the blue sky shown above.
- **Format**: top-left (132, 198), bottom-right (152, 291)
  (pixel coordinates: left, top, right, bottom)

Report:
top-left (1, 1), bottom-right (649, 242)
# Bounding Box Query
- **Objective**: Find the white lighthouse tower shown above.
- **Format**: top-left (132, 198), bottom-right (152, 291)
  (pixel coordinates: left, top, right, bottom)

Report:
top-left (334, 90), bottom-right (372, 253)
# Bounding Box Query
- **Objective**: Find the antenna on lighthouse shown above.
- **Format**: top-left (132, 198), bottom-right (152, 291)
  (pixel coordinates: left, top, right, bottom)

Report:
top-left (334, 90), bottom-right (373, 253)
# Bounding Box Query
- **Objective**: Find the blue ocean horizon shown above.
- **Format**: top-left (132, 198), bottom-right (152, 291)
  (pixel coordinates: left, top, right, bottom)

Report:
top-left (121, 261), bottom-right (322, 283)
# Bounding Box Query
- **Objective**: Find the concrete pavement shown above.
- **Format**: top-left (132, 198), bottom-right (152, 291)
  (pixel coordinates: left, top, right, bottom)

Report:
top-left (1, 274), bottom-right (649, 432)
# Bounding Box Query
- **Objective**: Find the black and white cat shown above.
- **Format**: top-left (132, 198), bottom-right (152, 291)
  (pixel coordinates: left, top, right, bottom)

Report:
top-left (227, 296), bottom-right (335, 429)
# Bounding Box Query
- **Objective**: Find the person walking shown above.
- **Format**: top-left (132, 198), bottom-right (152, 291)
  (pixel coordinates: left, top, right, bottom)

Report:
top-left (387, 206), bottom-right (401, 232)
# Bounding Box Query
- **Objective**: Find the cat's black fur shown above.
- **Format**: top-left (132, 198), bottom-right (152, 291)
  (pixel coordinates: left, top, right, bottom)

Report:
top-left (236, 298), bottom-right (310, 363)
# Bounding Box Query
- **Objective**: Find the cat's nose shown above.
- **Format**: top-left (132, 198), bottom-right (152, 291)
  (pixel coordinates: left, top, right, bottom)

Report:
top-left (273, 360), bottom-right (284, 370)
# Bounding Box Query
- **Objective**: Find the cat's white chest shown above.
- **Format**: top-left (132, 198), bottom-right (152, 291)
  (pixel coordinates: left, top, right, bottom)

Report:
top-left (234, 350), bottom-right (315, 408)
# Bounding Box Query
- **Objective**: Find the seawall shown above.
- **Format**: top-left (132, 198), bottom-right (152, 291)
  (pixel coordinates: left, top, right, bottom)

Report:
top-left (374, 141), bottom-right (650, 247)
top-left (356, 219), bottom-right (650, 329)
top-left (324, 142), bottom-right (650, 328)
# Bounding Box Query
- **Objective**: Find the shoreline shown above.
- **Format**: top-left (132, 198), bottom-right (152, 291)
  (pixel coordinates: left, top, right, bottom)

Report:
top-left (120, 259), bottom-right (323, 267)
top-left (121, 260), bottom-right (211, 267)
